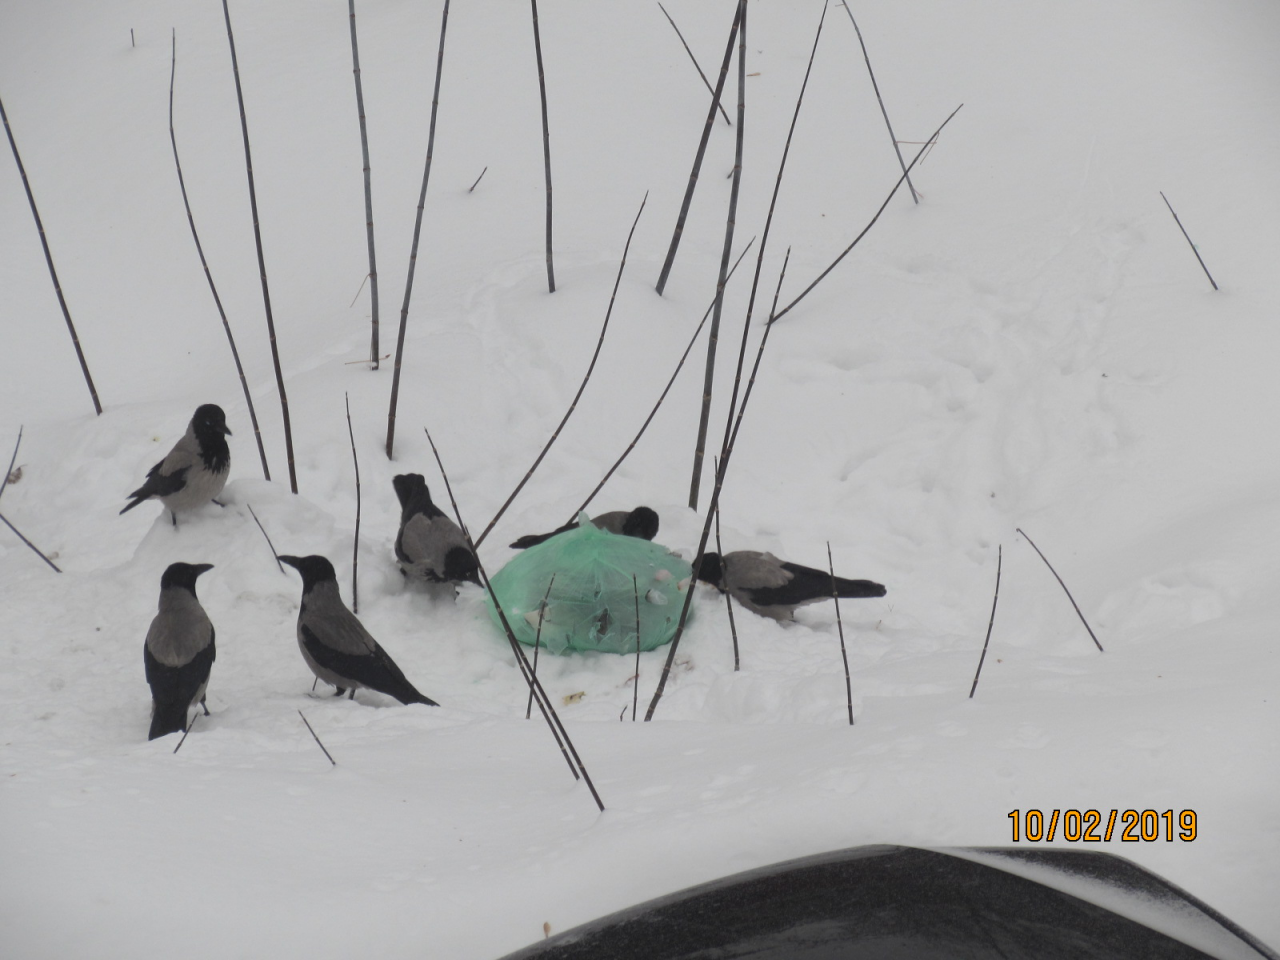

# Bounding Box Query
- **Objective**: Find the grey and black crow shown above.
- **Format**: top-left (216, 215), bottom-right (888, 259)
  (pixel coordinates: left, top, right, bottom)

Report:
top-left (144, 562), bottom-right (216, 740)
top-left (278, 554), bottom-right (438, 706)
top-left (696, 550), bottom-right (886, 621)
top-left (392, 473), bottom-right (479, 590)
top-left (509, 506), bottom-right (659, 549)
top-left (121, 404), bottom-right (232, 526)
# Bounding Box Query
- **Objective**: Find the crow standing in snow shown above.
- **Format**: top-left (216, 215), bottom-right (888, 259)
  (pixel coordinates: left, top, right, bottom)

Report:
top-left (696, 550), bottom-right (886, 621)
top-left (392, 473), bottom-right (479, 591)
top-left (278, 554), bottom-right (438, 706)
top-left (120, 404), bottom-right (232, 526)
top-left (144, 562), bottom-right (216, 740)
top-left (509, 506), bottom-right (660, 549)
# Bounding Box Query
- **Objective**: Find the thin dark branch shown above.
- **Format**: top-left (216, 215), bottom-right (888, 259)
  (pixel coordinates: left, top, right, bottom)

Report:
top-left (221, 0), bottom-right (297, 493)
top-left (1160, 191), bottom-right (1218, 291)
top-left (172, 713), bottom-right (198, 754)
top-left (530, 0), bottom-right (556, 292)
top-left (655, 0), bottom-right (744, 295)
top-left (969, 544), bottom-right (1002, 698)
top-left (688, 0), bottom-right (747, 511)
top-left (770, 103), bottom-right (963, 325)
top-left (840, 2), bottom-right (916, 203)
top-left (468, 166), bottom-right (488, 193)
top-left (526, 575), bottom-right (556, 720)
top-left (0, 512), bottom-right (62, 573)
top-left (0, 427), bottom-right (21, 504)
top-left (714, 457), bottom-right (739, 671)
top-left (657, 3), bottom-right (731, 125)
top-left (169, 30), bottom-right (270, 481)
top-left (0, 95), bottom-right (102, 416)
top-left (344, 393), bottom-right (362, 613)
top-left (246, 503), bottom-right (285, 574)
top-left (571, 238), bottom-right (754, 522)
top-left (386, 0), bottom-right (451, 459)
top-left (347, 0), bottom-right (381, 368)
top-left (299, 710), bottom-right (337, 766)
top-left (424, 428), bottom-right (604, 811)
top-left (828, 542), bottom-right (854, 725)
top-left (475, 193), bottom-right (648, 548)
top-left (1016, 528), bottom-right (1103, 653)
top-left (632, 574), bottom-right (642, 721)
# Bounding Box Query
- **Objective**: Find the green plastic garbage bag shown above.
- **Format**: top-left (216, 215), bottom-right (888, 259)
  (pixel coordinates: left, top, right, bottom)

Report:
top-left (485, 515), bottom-right (693, 655)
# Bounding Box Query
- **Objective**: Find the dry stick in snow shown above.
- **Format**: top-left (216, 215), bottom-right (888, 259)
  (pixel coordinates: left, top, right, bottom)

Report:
top-left (0, 95), bottom-right (102, 416)
top-left (526, 575), bottom-right (556, 720)
top-left (646, 250), bottom-right (790, 720)
top-left (1160, 191), bottom-right (1218, 291)
top-left (424, 427), bottom-right (605, 811)
top-left (347, 0), bottom-right (381, 368)
top-left (839, 2), bottom-right (916, 204)
top-left (475, 193), bottom-right (648, 548)
top-left (632, 574), bottom-right (642, 721)
top-left (172, 713), bottom-right (198, 754)
top-left (714, 458), bottom-right (740, 671)
top-left (530, 0), bottom-right (556, 292)
top-left (688, 0), bottom-right (747, 511)
top-left (827, 542), bottom-right (854, 725)
top-left (386, 0), bottom-right (450, 460)
top-left (169, 32), bottom-right (270, 481)
top-left (968, 544), bottom-right (1002, 699)
top-left (468, 166), bottom-right (488, 193)
top-left (1016, 528), bottom-right (1103, 653)
top-left (298, 710), bottom-right (337, 766)
top-left (655, 0), bottom-right (743, 295)
top-left (657, 2), bottom-right (731, 126)
top-left (571, 238), bottom-right (754, 523)
top-left (0, 513), bottom-right (62, 573)
top-left (0, 427), bottom-right (21, 502)
top-left (770, 104), bottom-right (963, 326)
top-left (344, 393), bottom-right (362, 613)
top-left (221, 0), bottom-right (297, 494)
top-left (246, 503), bottom-right (285, 574)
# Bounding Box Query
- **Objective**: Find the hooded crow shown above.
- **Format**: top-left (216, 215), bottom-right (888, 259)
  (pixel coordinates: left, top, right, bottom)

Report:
top-left (121, 404), bottom-right (232, 526)
top-left (392, 473), bottom-right (480, 590)
top-left (509, 506), bottom-right (660, 549)
top-left (696, 550), bottom-right (886, 621)
top-left (278, 554), bottom-right (438, 706)
top-left (144, 562), bottom-right (216, 740)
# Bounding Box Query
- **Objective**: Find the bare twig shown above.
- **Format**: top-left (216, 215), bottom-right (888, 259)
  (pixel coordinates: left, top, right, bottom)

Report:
top-left (221, 0), bottom-right (297, 493)
top-left (0, 427), bottom-right (21, 503)
top-left (657, 2), bottom-right (731, 125)
top-left (840, 2), bottom-right (916, 203)
top-left (345, 393), bottom-right (362, 612)
top-left (571, 238), bottom-right (754, 522)
top-left (475, 193), bottom-right (648, 548)
top-left (1016, 528), bottom-right (1103, 652)
top-left (632, 573), bottom-right (641, 721)
top-left (655, 0), bottom-right (744, 295)
top-left (386, 0), bottom-right (451, 459)
top-left (530, 0), bottom-right (556, 292)
top-left (1160, 191), bottom-right (1218, 291)
top-left (526, 575), bottom-right (556, 720)
top-left (169, 31), bottom-right (270, 481)
top-left (424, 428), bottom-right (604, 811)
top-left (1, 95), bottom-right (102, 416)
top-left (770, 104), bottom-right (963, 325)
top-left (468, 166), bottom-right (488, 193)
top-left (714, 464), bottom-right (740, 672)
top-left (347, 0), bottom-right (381, 367)
top-left (172, 713), bottom-right (198, 754)
top-left (0, 512), bottom-right (62, 573)
top-left (299, 710), bottom-right (337, 766)
top-left (688, 0), bottom-right (747, 511)
top-left (246, 503), bottom-right (285, 574)
top-left (828, 542), bottom-right (854, 725)
top-left (969, 544), bottom-right (1002, 698)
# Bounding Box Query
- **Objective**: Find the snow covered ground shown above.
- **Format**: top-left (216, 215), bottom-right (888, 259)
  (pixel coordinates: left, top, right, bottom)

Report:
top-left (2, 0), bottom-right (1277, 956)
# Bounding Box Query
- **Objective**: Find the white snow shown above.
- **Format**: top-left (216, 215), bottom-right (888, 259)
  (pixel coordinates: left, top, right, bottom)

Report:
top-left (2, 0), bottom-right (1277, 957)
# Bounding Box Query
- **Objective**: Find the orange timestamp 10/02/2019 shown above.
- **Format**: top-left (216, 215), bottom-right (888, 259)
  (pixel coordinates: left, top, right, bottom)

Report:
top-left (1007, 808), bottom-right (1197, 843)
